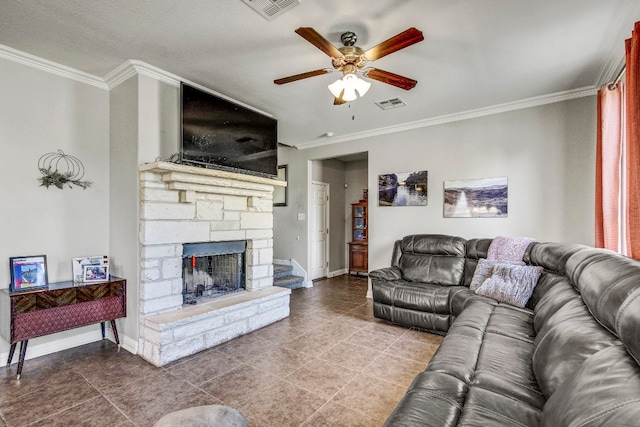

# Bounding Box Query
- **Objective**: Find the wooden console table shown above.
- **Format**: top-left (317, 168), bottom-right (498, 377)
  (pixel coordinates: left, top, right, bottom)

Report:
top-left (0, 277), bottom-right (126, 379)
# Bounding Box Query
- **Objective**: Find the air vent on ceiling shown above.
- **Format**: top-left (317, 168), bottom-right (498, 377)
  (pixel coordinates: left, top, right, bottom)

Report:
top-left (241, 0), bottom-right (301, 21)
top-left (375, 97), bottom-right (407, 110)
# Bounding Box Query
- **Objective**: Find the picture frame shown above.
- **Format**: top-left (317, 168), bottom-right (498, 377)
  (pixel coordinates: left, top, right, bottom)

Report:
top-left (72, 255), bottom-right (109, 283)
top-left (378, 170), bottom-right (428, 207)
top-left (9, 255), bottom-right (48, 292)
top-left (274, 164), bottom-right (288, 206)
top-left (83, 265), bottom-right (109, 282)
top-left (443, 177), bottom-right (508, 218)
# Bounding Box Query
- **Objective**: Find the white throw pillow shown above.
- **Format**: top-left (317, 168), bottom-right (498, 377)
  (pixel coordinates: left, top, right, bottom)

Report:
top-left (469, 258), bottom-right (524, 291)
top-left (474, 263), bottom-right (543, 308)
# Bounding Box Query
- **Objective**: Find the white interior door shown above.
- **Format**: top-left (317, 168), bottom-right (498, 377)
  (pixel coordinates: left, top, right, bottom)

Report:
top-left (310, 181), bottom-right (330, 280)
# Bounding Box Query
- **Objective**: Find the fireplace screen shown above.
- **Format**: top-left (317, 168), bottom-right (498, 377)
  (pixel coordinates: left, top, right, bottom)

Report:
top-left (182, 241), bottom-right (246, 304)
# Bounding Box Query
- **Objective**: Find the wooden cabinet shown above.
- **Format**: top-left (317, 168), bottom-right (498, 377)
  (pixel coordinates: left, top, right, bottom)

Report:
top-left (0, 277), bottom-right (126, 379)
top-left (349, 202), bottom-right (368, 275)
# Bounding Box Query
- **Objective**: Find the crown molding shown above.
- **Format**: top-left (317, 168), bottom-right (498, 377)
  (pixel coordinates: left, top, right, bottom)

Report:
top-left (103, 60), bottom-right (273, 117)
top-left (294, 86), bottom-right (597, 150)
top-left (104, 60), bottom-right (181, 89)
top-left (0, 43), bottom-right (108, 90)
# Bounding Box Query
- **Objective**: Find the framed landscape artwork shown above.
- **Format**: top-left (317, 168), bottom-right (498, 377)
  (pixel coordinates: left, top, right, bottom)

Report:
top-left (443, 177), bottom-right (508, 218)
top-left (378, 170), bottom-right (428, 206)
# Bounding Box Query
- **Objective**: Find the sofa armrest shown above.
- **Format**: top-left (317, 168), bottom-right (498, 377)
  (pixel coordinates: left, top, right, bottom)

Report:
top-left (370, 266), bottom-right (403, 281)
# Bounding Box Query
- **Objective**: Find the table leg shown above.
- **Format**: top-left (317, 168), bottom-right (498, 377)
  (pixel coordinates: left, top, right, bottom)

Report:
top-left (17, 340), bottom-right (28, 380)
top-left (110, 319), bottom-right (121, 350)
top-left (7, 343), bottom-right (17, 368)
top-left (101, 322), bottom-right (106, 339)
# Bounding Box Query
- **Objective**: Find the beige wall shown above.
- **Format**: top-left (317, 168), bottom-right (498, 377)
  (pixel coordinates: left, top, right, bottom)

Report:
top-left (275, 96), bottom-right (597, 279)
top-left (0, 56), bottom-right (110, 354)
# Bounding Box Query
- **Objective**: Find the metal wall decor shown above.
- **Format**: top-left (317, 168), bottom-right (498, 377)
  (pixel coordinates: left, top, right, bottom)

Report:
top-left (37, 149), bottom-right (92, 189)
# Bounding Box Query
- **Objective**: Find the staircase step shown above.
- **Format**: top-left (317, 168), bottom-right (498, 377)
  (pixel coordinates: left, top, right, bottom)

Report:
top-left (273, 274), bottom-right (305, 290)
top-left (273, 263), bottom-right (294, 279)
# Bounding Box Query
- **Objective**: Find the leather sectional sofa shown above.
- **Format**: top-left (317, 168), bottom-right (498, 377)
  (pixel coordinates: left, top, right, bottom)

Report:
top-left (370, 234), bottom-right (640, 426)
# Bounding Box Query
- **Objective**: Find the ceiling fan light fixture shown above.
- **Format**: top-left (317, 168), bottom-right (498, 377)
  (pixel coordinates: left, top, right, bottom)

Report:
top-left (327, 74), bottom-right (371, 101)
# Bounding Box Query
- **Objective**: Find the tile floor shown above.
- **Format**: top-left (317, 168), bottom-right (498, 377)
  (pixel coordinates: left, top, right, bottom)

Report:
top-left (0, 275), bottom-right (443, 427)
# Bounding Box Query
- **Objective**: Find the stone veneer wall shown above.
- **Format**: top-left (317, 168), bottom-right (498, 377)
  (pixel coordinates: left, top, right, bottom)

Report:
top-left (137, 162), bottom-right (290, 366)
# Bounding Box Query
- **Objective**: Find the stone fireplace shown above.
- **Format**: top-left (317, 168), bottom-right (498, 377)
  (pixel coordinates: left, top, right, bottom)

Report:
top-left (137, 162), bottom-right (289, 367)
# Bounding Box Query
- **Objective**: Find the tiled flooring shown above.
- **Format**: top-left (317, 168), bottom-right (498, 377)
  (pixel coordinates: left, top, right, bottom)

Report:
top-left (0, 275), bottom-right (443, 426)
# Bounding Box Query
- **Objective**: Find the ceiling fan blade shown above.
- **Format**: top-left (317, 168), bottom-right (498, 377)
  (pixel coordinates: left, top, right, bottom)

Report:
top-left (366, 68), bottom-right (418, 90)
top-left (295, 27), bottom-right (344, 59)
top-left (274, 69), bottom-right (330, 85)
top-left (364, 27), bottom-right (424, 61)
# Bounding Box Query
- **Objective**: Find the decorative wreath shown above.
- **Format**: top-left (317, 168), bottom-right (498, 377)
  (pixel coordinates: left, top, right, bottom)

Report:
top-left (38, 149), bottom-right (92, 190)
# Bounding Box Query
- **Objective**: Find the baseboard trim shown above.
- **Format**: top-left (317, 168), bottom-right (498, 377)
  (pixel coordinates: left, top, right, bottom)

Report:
top-left (328, 268), bottom-right (348, 278)
top-left (0, 327), bottom-right (138, 366)
top-left (1, 331), bottom-right (103, 365)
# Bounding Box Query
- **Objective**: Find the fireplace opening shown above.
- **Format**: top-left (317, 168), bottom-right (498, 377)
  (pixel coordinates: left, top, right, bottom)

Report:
top-left (182, 241), bottom-right (246, 305)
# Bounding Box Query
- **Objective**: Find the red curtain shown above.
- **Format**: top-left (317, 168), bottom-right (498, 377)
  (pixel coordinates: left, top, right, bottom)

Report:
top-left (595, 85), bottom-right (623, 251)
top-left (596, 21), bottom-right (640, 258)
top-left (626, 22), bottom-right (640, 259)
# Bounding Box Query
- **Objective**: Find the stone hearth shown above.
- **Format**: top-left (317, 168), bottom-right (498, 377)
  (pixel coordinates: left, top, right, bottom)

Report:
top-left (137, 162), bottom-right (289, 367)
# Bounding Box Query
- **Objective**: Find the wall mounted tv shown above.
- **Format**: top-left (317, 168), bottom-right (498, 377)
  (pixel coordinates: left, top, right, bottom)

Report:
top-left (181, 83), bottom-right (278, 178)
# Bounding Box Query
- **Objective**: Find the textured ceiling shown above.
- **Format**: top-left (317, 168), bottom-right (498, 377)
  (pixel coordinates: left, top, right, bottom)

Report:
top-left (1, 0), bottom-right (639, 148)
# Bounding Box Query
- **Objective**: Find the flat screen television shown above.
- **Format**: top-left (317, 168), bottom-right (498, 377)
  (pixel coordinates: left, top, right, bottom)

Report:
top-left (181, 83), bottom-right (278, 178)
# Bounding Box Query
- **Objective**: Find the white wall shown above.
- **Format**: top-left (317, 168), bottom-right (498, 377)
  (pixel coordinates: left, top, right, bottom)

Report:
top-left (109, 74), bottom-right (181, 348)
top-left (0, 57), bottom-right (110, 354)
top-left (275, 96), bottom-right (596, 278)
top-left (109, 76), bottom-right (140, 347)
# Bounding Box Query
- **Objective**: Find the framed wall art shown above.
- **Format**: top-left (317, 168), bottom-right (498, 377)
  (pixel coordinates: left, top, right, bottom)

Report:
top-left (9, 255), bottom-right (48, 292)
top-left (274, 164), bottom-right (288, 206)
top-left (378, 170), bottom-right (428, 206)
top-left (443, 177), bottom-right (508, 218)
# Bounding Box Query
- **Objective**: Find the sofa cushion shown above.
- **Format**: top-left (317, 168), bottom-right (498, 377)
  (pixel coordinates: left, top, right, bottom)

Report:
top-left (473, 331), bottom-right (544, 410)
top-left (383, 371), bottom-right (468, 427)
top-left (474, 264), bottom-right (543, 308)
top-left (457, 387), bottom-right (542, 427)
top-left (400, 253), bottom-right (466, 285)
top-left (541, 344), bottom-right (640, 426)
top-left (565, 248), bottom-right (640, 364)
top-left (399, 234), bottom-right (466, 285)
top-left (486, 305), bottom-right (536, 344)
top-left (532, 298), bottom-right (620, 398)
top-left (426, 302), bottom-right (492, 383)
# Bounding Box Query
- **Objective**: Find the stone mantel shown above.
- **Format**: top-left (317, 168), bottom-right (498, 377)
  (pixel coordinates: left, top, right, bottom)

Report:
top-left (139, 161), bottom-right (287, 189)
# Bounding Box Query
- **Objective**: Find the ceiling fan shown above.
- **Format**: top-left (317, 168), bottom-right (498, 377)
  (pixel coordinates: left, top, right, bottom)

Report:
top-left (274, 27), bottom-right (424, 105)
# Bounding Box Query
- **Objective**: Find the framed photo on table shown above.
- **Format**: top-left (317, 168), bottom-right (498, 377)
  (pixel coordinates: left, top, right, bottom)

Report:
top-left (83, 265), bottom-right (109, 282)
top-left (9, 255), bottom-right (48, 292)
